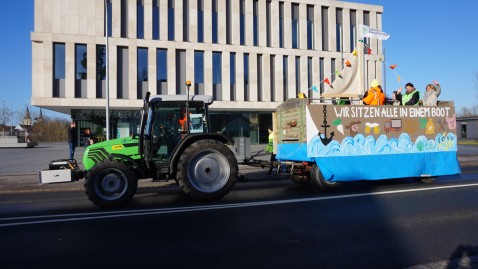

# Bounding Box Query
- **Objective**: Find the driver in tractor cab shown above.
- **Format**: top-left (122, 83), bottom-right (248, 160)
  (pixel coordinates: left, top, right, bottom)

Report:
top-left (178, 106), bottom-right (194, 138)
top-left (178, 107), bottom-right (188, 133)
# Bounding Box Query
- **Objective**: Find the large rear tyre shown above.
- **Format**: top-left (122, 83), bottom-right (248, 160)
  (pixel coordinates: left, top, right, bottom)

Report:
top-left (177, 139), bottom-right (238, 200)
top-left (84, 160), bottom-right (138, 207)
top-left (310, 164), bottom-right (341, 190)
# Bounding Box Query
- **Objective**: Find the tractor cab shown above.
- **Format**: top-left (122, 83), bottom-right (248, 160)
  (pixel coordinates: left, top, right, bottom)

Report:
top-left (139, 93), bottom-right (215, 179)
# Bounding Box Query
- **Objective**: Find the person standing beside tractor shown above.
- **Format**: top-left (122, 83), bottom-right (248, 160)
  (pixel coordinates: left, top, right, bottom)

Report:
top-left (67, 122), bottom-right (77, 160)
top-left (265, 127), bottom-right (276, 175)
top-left (83, 128), bottom-right (94, 147)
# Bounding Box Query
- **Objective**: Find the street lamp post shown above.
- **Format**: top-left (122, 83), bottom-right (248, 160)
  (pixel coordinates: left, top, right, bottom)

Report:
top-left (186, 80), bottom-right (191, 136)
top-left (105, 0), bottom-right (110, 140)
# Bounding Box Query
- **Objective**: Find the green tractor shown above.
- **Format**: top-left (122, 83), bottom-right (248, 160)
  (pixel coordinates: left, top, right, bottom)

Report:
top-left (42, 92), bottom-right (238, 207)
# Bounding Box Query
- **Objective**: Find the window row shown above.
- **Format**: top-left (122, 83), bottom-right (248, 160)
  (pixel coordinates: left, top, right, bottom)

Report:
top-left (105, 0), bottom-right (375, 53)
top-left (54, 43), bottom-right (342, 102)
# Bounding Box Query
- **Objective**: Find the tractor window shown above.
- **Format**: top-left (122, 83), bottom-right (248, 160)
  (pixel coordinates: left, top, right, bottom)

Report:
top-left (148, 101), bottom-right (207, 163)
top-left (151, 102), bottom-right (207, 134)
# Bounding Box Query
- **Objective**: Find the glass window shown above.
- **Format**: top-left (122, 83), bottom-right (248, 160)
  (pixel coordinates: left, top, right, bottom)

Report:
top-left (350, 10), bottom-right (356, 52)
top-left (336, 9), bottom-right (343, 52)
top-left (137, 0), bottom-right (144, 39)
top-left (156, 49), bottom-right (167, 94)
top-left (149, 100), bottom-right (209, 163)
top-left (307, 57), bottom-right (312, 97)
top-left (213, 51), bottom-right (222, 100)
top-left (292, 4), bottom-right (299, 49)
top-left (168, 0), bottom-right (175, 41)
top-left (53, 43), bottom-right (65, 97)
top-left (105, 0), bottom-right (112, 37)
top-left (240, 0), bottom-right (245, 45)
top-left (194, 51), bottom-right (204, 94)
top-left (121, 0), bottom-right (128, 37)
top-left (212, 0), bottom-right (218, 43)
top-left (253, 0), bottom-right (258, 46)
top-left (226, 0), bottom-right (231, 44)
top-left (197, 0), bottom-right (204, 43)
top-left (75, 45), bottom-right (87, 99)
top-left (295, 56), bottom-right (300, 96)
top-left (283, 56), bottom-right (288, 101)
top-left (54, 43), bottom-right (65, 80)
top-left (230, 53), bottom-right (236, 101)
top-left (322, 7), bottom-right (329, 51)
top-left (266, 1), bottom-right (271, 47)
top-left (194, 51), bottom-right (204, 83)
top-left (153, 0), bottom-right (160, 40)
top-left (257, 54), bottom-right (262, 101)
top-left (212, 52), bottom-right (222, 84)
top-left (183, 0), bottom-right (189, 41)
top-left (270, 55), bottom-right (275, 101)
top-left (363, 11), bottom-right (370, 54)
top-left (461, 123), bottom-right (467, 138)
top-left (96, 45), bottom-right (106, 98)
top-left (307, 5), bottom-right (314, 50)
top-left (137, 48), bottom-right (148, 81)
top-left (244, 53), bottom-right (249, 101)
top-left (75, 44), bottom-right (87, 80)
top-left (350, 10), bottom-right (357, 52)
top-left (319, 57), bottom-right (324, 94)
top-left (279, 2), bottom-right (284, 48)
top-left (96, 45), bottom-right (106, 80)
top-left (137, 48), bottom-right (148, 99)
top-left (331, 58), bottom-right (336, 81)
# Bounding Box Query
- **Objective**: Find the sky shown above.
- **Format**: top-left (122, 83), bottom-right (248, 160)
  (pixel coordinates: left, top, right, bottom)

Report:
top-left (350, 0), bottom-right (478, 111)
top-left (0, 0), bottom-right (477, 124)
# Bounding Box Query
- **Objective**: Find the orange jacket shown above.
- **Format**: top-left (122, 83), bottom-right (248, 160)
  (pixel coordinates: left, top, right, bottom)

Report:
top-left (178, 115), bottom-right (187, 131)
top-left (363, 87), bottom-right (385, 105)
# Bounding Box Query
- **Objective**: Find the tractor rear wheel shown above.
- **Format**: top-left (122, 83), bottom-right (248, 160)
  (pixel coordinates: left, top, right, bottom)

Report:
top-left (84, 160), bottom-right (138, 207)
top-left (177, 139), bottom-right (238, 200)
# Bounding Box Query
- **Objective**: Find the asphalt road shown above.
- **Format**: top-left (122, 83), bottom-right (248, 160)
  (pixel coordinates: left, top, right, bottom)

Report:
top-left (1, 174), bottom-right (478, 268)
top-left (0, 143), bottom-right (477, 268)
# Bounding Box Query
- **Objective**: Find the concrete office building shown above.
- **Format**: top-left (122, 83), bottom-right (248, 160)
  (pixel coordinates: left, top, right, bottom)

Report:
top-left (457, 117), bottom-right (478, 140)
top-left (31, 0), bottom-right (384, 144)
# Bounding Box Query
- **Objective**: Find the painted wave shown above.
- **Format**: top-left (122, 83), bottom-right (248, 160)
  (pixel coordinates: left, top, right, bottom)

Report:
top-left (307, 132), bottom-right (457, 158)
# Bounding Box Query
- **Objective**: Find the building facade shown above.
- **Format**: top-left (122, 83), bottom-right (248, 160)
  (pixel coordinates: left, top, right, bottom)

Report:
top-left (457, 117), bottom-right (478, 140)
top-left (31, 0), bottom-right (384, 144)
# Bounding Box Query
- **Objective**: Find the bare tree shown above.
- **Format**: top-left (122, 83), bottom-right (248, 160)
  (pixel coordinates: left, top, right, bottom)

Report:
top-left (30, 115), bottom-right (69, 142)
top-left (0, 102), bottom-right (11, 125)
top-left (458, 71), bottom-right (478, 117)
top-left (0, 101), bottom-right (12, 136)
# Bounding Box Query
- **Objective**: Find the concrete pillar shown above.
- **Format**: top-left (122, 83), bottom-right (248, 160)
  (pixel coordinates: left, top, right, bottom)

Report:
top-left (144, 0), bottom-right (152, 40)
top-left (236, 52), bottom-right (244, 101)
top-left (159, 0), bottom-right (168, 40)
top-left (167, 48), bottom-right (176, 95)
top-left (222, 51), bottom-right (231, 101)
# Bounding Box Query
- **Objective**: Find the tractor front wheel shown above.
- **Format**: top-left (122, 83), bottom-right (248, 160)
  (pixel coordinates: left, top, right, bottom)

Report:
top-left (84, 160), bottom-right (138, 207)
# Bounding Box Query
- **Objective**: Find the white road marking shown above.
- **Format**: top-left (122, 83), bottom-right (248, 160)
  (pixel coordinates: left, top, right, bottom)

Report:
top-left (1, 182), bottom-right (478, 228)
